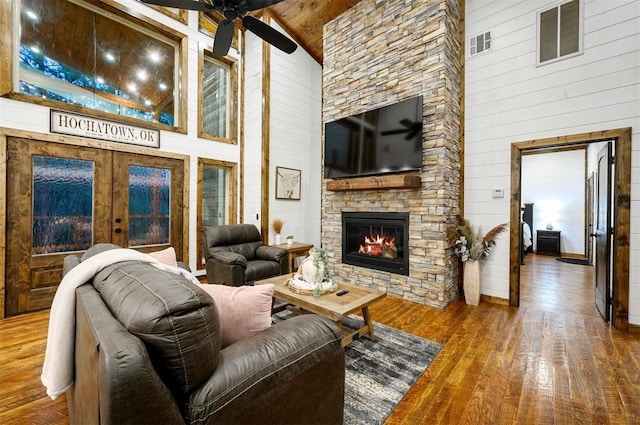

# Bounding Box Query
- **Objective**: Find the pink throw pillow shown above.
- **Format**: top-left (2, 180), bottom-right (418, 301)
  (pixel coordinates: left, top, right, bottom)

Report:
top-left (148, 247), bottom-right (178, 267)
top-left (198, 284), bottom-right (274, 348)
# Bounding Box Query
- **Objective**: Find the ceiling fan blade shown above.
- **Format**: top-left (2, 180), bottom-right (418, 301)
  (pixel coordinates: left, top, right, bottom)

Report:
top-left (213, 20), bottom-right (235, 57)
top-left (242, 15), bottom-right (297, 54)
top-left (399, 118), bottom-right (413, 127)
top-left (405, 130), bottom-right (420, 140)
top-left (139, 0), bottom-right (214, 12)
top-left (381, 129), bottom-right (410, 136)
top-left (245, 0), bottom-right (285, 11)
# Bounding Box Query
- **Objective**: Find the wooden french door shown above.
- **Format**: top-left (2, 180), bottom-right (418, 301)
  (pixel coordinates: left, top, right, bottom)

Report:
top-left (5, 138), bottom-right (184, 316)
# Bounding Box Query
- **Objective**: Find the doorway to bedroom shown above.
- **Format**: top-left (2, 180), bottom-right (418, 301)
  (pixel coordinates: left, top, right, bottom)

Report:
top-left (510, 128), bottom-right (631, 332)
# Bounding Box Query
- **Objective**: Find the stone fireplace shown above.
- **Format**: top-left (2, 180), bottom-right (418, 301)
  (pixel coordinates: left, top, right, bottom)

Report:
top-left (342, 212), bottom-right (410, 276)
top-left (321, 0), bottom-right (463, 308)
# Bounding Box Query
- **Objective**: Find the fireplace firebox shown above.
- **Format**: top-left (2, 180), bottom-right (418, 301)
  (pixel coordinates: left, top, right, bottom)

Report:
top-left (342, 212), bottom-right (409, 276)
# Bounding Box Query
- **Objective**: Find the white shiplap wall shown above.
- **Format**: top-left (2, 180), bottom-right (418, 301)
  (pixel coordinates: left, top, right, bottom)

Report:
top-left (268, 21), bottom-right (322, 247)
top-left (244, 22), bottom-right (322, 247)
top-left (243, 30), bottom-right (265, 230)
top-left (244, 21), bottom-right (322, 246)
top-left (465, 0), bottom-right (640, 324)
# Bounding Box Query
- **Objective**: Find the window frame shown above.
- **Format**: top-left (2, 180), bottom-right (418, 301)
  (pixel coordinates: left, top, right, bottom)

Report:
top-left (1, 0), bottom-right (188, 134)
top-left (198, 49), bottom-right (238, 144)
top-left (196, 157), bottom-right (238, 271)
top-left (536, 0), bottom-right (584, 66)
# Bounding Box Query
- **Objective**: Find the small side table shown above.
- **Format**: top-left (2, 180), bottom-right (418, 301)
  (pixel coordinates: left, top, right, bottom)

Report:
top-left (274, 242), bottom-right (314, 273)
top-left (536, 230), bottom-right (561, 256)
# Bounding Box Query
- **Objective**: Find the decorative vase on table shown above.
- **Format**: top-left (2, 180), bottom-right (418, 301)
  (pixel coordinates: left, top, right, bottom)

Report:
top-left (463, 260), bottom-right (480, 306)
top-left (274, 233), bottom-right (282, 245)
top-left (299, 250), bottom-right (325, 284)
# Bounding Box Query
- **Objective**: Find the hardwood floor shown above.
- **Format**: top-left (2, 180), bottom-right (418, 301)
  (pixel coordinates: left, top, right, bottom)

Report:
top-left (0, 255), bottom-right (638, 424)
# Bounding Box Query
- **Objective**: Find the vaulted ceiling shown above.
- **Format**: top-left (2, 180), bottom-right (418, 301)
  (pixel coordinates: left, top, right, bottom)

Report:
top-left (268, 0), bottom-right (363, 64)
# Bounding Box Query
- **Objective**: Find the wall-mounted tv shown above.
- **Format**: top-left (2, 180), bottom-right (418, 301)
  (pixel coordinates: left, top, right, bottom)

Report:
top-left (323, 95), bottom-right (423, 179)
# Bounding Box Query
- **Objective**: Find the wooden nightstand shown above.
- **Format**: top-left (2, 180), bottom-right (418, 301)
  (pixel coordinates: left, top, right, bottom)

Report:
top-left (274, 242), bottom-right (313, 273)
top-left (536, 230), bottom-right (561, 256)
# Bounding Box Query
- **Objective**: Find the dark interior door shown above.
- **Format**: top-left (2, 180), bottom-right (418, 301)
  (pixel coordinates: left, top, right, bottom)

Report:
top-left (594, 143), bottom-right (612, 321)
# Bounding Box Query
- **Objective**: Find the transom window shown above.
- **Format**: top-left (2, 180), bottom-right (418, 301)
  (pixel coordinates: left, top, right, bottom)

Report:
top-left (17, 0), bottom-right (180, 126)
top-left (538, 0), bottom-right (582, 65)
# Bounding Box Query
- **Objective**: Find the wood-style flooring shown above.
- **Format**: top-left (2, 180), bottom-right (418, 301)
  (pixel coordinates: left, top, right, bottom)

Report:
top-left (0, 255), bottom-right (638, 424)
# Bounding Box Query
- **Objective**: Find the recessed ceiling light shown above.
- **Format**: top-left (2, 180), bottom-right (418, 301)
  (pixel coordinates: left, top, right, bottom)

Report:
top-left (128, 83), bottom-right (137, 92)
top-left (96, 77), bottom-right (105, 84)
top-left (105, 52), bottom-right (115, 62)
top-left (31, 46), bottom-right (41, 54)
top-left (144, 99), bottom-right (152, 106)
top-left (158, 82), bottom-right (167, 91)
top-left (149, 51), bottom-right (161, 63)
top-left (26, 10), bottom-right (38, 20)
top-left (136, 69), bottom-right (148, 81)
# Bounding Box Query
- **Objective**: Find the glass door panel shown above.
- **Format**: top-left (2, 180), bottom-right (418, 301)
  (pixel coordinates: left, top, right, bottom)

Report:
top-left (32, 156), bottom-right (94, 255)
top-left (112, 152), bottom-right (184, 255)
top-left (128, 165), bottom-right (171, 247)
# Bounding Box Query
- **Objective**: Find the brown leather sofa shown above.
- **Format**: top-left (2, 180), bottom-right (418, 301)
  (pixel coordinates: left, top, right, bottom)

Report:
top-left (64, 244), bottom-right (345, 425)
top-left (202, 224), bottom-right (288, 286)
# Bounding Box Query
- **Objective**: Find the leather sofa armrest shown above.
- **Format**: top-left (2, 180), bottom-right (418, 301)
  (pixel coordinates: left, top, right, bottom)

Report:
top-left (187, 315), bottom-right (345, 424)
top-left (255, 245), bottom-right (288, 262)
top-left (63, 255), bottom-right (81, 277)
top-left (211, 251), bottom-right (247, 267)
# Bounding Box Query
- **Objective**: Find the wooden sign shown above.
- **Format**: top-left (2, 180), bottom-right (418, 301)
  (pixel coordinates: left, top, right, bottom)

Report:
top-left (50, 109), bottom-right (160, 148)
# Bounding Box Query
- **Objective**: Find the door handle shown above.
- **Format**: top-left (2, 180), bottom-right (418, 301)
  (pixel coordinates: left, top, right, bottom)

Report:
top-left (590, 233), bottom-right (598, 237)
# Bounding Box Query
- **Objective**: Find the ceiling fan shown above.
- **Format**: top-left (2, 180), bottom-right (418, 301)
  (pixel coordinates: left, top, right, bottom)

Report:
top-left (140, 0), bottom-right (297, 57)
top-left (381, 119), bottom-right (422, 140)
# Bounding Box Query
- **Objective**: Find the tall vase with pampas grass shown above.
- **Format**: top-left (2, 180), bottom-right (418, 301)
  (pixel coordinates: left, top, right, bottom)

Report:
top-left (272, 219), bottom-right (284, 245)
top-left (448, 215), bottom-right (508, 305)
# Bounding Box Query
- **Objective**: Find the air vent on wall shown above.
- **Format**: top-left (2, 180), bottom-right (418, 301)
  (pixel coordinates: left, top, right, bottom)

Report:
top-left (470, 31), bottom-right (491, 56)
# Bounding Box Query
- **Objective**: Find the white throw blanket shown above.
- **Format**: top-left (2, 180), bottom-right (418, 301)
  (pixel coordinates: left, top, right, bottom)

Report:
top-left (41, 248), bottom-right (200, 399)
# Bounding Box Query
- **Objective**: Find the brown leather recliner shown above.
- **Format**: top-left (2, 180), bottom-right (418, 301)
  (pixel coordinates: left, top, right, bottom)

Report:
top-left (64, 244), bottom-right (345, 425)
top-left (202, 224), bottom-right (288, 286)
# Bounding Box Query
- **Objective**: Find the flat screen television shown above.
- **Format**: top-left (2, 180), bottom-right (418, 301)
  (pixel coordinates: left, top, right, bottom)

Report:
top-left (323, 95), bottom-right (423, 179)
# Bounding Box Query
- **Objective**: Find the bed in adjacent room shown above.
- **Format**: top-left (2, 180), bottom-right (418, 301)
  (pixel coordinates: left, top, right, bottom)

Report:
top-left (520, 203), bottom-right (534, 265)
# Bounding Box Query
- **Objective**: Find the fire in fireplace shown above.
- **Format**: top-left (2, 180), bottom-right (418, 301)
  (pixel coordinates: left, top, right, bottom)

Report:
top-left (358, 234), bottom-right (398, 258)
top-left (342, 212), bottom-right (409, 275)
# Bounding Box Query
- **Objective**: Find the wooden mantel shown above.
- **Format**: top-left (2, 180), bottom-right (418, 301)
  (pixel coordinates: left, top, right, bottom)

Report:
top-left (325, 173), bottom-right (422, 192)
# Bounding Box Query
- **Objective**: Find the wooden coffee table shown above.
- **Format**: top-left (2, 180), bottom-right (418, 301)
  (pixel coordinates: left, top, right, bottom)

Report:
top-left (257, 273), bottom-right (386, 346)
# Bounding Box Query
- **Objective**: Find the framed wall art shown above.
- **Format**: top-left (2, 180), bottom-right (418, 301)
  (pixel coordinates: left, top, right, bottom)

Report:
top-left (275, 167), bottom-right (301, 200)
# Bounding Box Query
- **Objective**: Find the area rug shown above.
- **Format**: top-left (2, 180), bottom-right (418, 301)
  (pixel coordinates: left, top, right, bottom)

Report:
top-left (556, 257), bottom-right (591, 266)
top-left (273, 312), bottom-right (443, 424)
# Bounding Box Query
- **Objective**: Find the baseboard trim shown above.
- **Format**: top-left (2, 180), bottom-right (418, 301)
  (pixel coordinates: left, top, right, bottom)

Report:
top-left (480, 294), bottom-right (509, 306)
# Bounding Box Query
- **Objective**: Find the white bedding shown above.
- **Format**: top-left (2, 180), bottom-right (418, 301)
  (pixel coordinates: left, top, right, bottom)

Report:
top-left (522, 222), bottom-right (532, 250)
